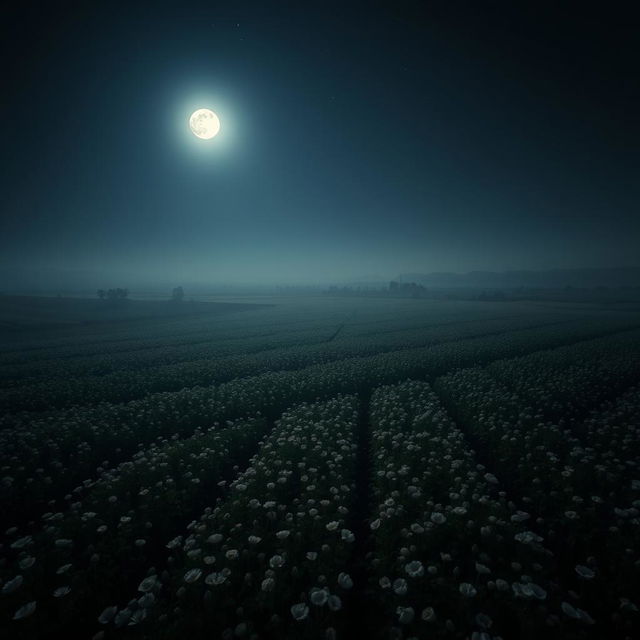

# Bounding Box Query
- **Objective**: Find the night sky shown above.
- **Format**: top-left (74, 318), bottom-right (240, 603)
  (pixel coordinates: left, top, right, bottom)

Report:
top-left (1, 1), bottom-right (638, 287)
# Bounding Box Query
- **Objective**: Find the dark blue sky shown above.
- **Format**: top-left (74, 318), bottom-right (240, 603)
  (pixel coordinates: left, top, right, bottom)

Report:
top-left (1, 1), bottom-right (638, 286)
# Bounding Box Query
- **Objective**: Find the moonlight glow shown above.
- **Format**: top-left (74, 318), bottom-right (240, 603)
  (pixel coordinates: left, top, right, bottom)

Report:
top-left (189, 108), bottom-right (221, 139)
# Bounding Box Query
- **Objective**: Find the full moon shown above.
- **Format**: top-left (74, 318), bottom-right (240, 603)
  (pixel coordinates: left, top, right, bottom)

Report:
top-left (189, 108), bottom-right (221, 140)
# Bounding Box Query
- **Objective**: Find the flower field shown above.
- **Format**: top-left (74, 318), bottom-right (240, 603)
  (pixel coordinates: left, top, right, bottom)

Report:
top-left (1, 297), bottom-right (639, 639)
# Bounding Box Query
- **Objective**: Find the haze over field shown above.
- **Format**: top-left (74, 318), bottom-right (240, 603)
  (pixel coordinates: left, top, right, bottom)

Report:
top-left (2, 4), bottom-right (640, 639)
top-left (1, 1), bottom-right (638, 291)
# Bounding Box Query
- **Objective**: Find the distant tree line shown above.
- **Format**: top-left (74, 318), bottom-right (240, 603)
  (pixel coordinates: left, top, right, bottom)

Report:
top-left (325, 282), bottom-right (428, 299)
top-left (95, 287), bottom-right (189, 303)
top-left (97, 288), bottom-right (129, 300)
top-left (389, 281), bottom-right (428, 298)
top-left (324, 281), bottom-right (640, 303)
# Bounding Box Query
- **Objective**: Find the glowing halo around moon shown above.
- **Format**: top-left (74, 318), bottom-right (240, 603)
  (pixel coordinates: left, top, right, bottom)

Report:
top-left (189, 108), bottom-right (221, 139)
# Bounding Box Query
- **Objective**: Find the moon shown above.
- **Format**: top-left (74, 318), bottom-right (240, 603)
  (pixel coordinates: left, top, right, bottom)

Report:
top-left (189, 108), bottom-right (221, 140)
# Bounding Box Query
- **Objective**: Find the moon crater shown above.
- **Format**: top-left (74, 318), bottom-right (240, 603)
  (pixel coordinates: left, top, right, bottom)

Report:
top-left (189, 108), bottom-right (220, 139)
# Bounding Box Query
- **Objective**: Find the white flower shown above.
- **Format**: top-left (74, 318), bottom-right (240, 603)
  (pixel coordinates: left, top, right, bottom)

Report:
top-left (10, 536), bottom-right (33, 550)
top-left (306, 551), bottom-right (318, 561)
top-left (261, 577), bottom-right (275, 591)
top-left (475, 612), bottom-right (492, 629)
top-left (529, 583), bottom-right (547, 600)
top-left (397, 606), bottom-right (415, 624)
top-left (510, 511), bottom-right (530, 523)
top-left (560, 601), bottom-right (594, 623)
top-left (276, 530), bottom-right (290, 540)
top-left (514, 531), bottom-right (543, 545)
top-left (205, 572), bottom-right (227, 586)
top-left (393, 578), bottom-right (408, 595)
top-left (13, 601), bottom-right (36, 620)
top-left (138, 576), bottom-right (158, 592)
top-left (405, 560), bottom-right (424, 578)
top-left (326, 521), bottom-right (339, 531)
top-left (459, 582), bottom-right (477, 597)
top-left (338, 572), bottom-right (353, 589)
top-left (166, 536), bottom-right (182, 549)
top-left (291, 603), bottom-right (309, 621)
top-left (225, 549), bottom-right (239, 560)
top-left (98, 605), bottom-right (118, 624)
top-left (495, 578), bottom-right (509, 591)
top-left (183, 568), bottom-right (202, 583)
top-left (310, 588), bottom-right (329, 606)
top-left (561, 602), bottom-right (580, 619)
top-left (55, 538), bottom-right (73, 548)
top-left (327, 595), bottom-right (342, 611)
top-left (379, 576), bottom-right (391, 589)
top-left (575, 564), bottom-right (595, 579)
top-left (430, 512), bottom-right (446, 525)
top-left (341, 529), bottom-right (355, 542)
top-left (422, 606), bottom-right (436, 622)
top-left (269, 554), bottom-right (285, 568)
top-left (577, 608), bottom-right (595, 624)
top-left (248, 536), bottom-right (262, 545)
top-left (370, 518), bottom-right (381, 530)
top-left (2, 575), bottom-right (23, 595)
top-left (53, 586), bottom-right (71, 598)
top-left (619, 598), bottom-right (638, 612)
top-left (207, 533), bottom-right (223, 544)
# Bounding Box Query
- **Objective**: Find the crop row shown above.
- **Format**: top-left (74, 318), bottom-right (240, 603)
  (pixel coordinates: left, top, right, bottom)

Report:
top-left (0, 316), bottom-right (342, 389)
top-left (0, 303), bottom-right (610, 391)
top-left (486, 339), bottom-right (640, 422)
top-left (435, 364), bottom-right (640, 636)
top-left (0, 298), bottom-right (356, 368)
top-left (101, 376), bottom-right (640, 640)
top-left (2, 324), bottom-right (639, 528)
top-left (0, 314), bottom-right (574, 412)
top-left (102, 395), bottom-right (360, 639)
top-left (0, 297), bottom-right (515, 368)
top-left (365, 380), bottom-right (570, 639)
top-left (0, 415), bottom-right (267, 638)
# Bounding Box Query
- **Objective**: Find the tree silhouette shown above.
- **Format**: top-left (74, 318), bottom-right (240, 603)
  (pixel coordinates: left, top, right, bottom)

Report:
top-left (102, 288), bottom-right (129, 302)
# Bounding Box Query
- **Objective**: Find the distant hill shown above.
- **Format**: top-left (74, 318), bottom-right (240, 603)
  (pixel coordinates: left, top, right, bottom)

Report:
top-left (396, 267), bottom-right (640, 289)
